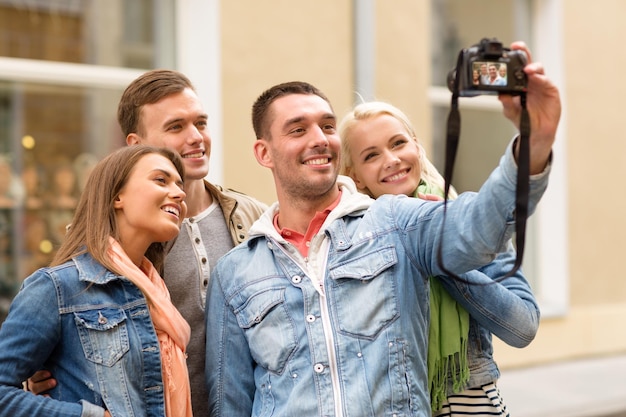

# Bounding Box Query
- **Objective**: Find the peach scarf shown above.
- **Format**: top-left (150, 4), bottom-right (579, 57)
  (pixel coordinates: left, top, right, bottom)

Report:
top-left (107, 237), bottom-right (192, 417)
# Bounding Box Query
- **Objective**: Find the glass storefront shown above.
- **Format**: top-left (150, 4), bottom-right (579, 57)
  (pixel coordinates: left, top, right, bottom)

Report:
top-left (0, 0), bottom-right (175, 322)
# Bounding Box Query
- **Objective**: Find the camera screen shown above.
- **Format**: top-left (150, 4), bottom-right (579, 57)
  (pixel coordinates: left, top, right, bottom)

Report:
top-left (473, 62), bottom-right (507, 87)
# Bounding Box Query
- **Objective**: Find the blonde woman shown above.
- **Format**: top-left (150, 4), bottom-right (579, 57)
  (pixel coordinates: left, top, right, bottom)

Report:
top-left (339, 101), bottom-right (539, 416)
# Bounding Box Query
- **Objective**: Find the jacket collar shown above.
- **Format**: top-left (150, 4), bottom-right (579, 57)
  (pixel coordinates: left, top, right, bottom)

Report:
top-left (247, 175), bottom-right (373, 244)
top-left (73, 251), bottom-right (121, 284)
top-left (204, 179), bottom-right (237, 217)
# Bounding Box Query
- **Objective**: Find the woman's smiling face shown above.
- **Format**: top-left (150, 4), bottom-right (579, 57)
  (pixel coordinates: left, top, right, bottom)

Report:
top-left (114, 153), bottom-right (186, 253)
top-left (346, 114), bottom-right (422, 198)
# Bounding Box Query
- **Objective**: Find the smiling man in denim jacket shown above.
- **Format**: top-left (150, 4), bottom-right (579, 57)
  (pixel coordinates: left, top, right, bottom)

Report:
top-left (205, 42), bottom-right (560, 417)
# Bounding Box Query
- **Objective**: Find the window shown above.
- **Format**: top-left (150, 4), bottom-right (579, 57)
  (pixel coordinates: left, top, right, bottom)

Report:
top-left (0, 0), bottom-right (177, 323)
top-left (429, 0), bottom-right (568, 316)
top-left (0, 0), bottom-right (175, 68)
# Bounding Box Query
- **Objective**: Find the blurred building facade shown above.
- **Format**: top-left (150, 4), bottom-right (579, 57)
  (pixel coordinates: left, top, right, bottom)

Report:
top-left (0, 0), bottom-right (623, 372)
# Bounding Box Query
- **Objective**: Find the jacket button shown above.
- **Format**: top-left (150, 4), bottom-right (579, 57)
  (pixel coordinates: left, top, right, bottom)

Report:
top-left (306, 314), bottom-right (316, 322)
top-left (292, 275), bottom-right (302, 284)
top-left (314, 363), bottom-right (324, 373)
top-left (97, 312), bottom-right (107, 324)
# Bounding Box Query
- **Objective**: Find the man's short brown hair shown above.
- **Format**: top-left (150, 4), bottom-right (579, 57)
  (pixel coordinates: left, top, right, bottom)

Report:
top-left (117, 69), bottom-right (195, 136)
top-left (251, 81), bottom-right (331, 140)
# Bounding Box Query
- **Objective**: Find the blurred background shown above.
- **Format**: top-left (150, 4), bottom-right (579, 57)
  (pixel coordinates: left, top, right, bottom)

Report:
top-left (0, 0), bottom-right (624, 414)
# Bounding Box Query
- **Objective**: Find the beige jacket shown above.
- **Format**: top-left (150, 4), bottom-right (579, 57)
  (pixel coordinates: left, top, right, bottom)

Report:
top-left (204, 180), bottom-right (268, 245)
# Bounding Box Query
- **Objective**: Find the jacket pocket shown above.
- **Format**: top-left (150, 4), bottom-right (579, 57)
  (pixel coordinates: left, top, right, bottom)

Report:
top-left (328, 245), bottom-right (399, 339)
top-left (74, 308), bottom-right (130, 367)
top-left (235, 286), bottom-right (297, 374)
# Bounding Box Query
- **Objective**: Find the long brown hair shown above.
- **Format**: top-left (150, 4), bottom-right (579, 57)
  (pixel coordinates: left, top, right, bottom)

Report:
top-left (51, 145), bottom-right (185, 274)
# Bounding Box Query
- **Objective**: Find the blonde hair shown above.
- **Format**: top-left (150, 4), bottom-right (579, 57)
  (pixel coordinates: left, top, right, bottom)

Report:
top-left (338, 101), bottom-right (457, 198)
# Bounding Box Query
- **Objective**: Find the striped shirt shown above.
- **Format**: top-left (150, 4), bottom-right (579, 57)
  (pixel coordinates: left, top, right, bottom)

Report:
top-left (434, 383), bottom-right (510, 416)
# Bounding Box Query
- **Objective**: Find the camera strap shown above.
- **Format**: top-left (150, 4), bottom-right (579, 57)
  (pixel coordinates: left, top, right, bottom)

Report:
top-left (438, 52), bottom-right (530, 281)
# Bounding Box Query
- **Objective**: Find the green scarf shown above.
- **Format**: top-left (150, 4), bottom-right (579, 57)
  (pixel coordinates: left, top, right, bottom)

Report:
top-left (416, 181), bottom-right (470, 412)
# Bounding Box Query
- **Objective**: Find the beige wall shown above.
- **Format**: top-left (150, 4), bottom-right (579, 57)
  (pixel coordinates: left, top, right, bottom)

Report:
top-left (564, 1), bottom-right (626, 307)
top-left (221, 0), bottom-right (431, 204)
top-left (375, 0), bottom-right (432, 154)
top-left (221, 0), bottom-right (354, 205)
top-left (220, 0), bottom-right (626, 370)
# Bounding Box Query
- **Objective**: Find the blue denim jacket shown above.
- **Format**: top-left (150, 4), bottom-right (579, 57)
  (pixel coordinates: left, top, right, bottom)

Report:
top-left (205, 145), bottom-right (550, 417)
top-left (438, 242), bottom-right (540, 394)
top-left (0, 252), bottom-right (166, 417)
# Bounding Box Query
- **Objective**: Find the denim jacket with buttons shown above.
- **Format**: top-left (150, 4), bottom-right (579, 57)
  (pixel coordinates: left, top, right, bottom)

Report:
top-left (205, 144), bottom-right (551, 417)
top-left (0, 252), bottom-right (166, 417)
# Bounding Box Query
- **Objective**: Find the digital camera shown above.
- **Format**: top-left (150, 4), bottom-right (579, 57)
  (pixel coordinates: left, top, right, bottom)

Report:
top-left (447, 38), bottom-right (528, 97)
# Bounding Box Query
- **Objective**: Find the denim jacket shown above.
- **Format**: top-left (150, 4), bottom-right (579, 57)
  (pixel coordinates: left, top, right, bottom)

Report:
top-left (0, 252), bottom-right (166, 417)
top-left (205, 144), bottom-right (550, 417)
top-left (438, 242), bottom-right (540, 394)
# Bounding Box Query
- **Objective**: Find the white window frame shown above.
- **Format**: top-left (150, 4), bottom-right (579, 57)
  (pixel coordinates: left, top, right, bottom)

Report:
top-left (0, 57), bottom-right (144, 89)
top-left (528, 0), bottom-right (568, 317)
top-left (176, 0), bottom-right (223, 185)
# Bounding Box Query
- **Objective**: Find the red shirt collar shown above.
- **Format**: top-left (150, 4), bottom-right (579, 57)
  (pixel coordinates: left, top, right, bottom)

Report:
top-left (274, 190), bottom-right (342, 257)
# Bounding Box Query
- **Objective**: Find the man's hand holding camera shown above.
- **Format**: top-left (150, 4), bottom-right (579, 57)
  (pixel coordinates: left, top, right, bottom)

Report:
top-left (447, 38), bottom-right (560, 174)
top-left (499, 41), bottom-right (561, 174)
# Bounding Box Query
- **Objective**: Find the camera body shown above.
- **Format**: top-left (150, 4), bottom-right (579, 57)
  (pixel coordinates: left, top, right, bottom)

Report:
top-left (447, 38), bottom-right (528, 97)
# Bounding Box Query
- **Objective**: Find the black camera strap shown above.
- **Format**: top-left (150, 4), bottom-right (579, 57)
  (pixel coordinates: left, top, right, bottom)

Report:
top-left (438, 51), bottom-right (531, 281)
